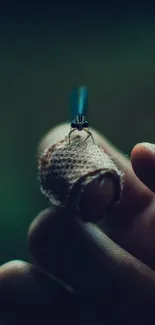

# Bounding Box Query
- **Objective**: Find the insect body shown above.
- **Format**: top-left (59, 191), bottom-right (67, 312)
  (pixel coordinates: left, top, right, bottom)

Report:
top-left (68, 86), bottom-right (94, 143)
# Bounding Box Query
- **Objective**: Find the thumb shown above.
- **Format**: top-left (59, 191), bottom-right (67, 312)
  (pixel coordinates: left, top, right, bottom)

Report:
top-left (131, 142), bottom-right (155, 192)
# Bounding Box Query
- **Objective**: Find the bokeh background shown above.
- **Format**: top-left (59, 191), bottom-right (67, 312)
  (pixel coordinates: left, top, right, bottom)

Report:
top-left (0, 3), bottom-right (155, 266)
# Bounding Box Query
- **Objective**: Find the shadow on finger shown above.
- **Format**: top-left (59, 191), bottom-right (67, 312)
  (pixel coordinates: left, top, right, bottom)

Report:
top-left (0, 260), bottom-right (103, 325)
top-left (28, 207), bottom-right (155, 324)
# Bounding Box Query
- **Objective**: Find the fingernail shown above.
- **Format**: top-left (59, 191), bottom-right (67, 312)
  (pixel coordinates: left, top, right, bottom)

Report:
top-left (70, 170), bottom-right (122, 223)
top-left (142, 142), bottom-right (155, 154)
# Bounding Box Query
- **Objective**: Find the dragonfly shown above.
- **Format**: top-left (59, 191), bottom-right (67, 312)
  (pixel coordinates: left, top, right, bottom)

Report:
top-left (68, 86), bottom-right (94, 143)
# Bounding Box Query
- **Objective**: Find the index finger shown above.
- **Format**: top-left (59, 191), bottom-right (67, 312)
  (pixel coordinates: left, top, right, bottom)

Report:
top-left (38, 123), bottom-right (153, 221)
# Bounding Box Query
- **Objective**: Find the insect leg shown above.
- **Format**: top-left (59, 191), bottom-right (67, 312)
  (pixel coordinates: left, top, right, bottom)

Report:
top-left (84, 129), bottom-right (94, 143)
top-left (68, 128), bottom-right (76, 144)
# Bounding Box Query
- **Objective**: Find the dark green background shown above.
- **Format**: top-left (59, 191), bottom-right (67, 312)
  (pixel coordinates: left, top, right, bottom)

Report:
top-left (0, 4), bottom-right (155, 265)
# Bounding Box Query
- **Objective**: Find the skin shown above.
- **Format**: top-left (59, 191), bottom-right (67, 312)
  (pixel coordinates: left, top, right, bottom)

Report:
top-left (1, 123), bottom-right (155, 324)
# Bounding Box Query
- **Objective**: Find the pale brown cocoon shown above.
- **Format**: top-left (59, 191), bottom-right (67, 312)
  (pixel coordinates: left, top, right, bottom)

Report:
top-left (39, 136), bottom-right (123, 222)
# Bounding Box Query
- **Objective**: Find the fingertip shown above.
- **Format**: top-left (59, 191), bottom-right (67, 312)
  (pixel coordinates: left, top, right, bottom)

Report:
top-left (28, 207), bottom-right (70, 259)
top-left (131, 142), bottom-right (155, 162)
top-left (131, 143), bottom-right (155, 192)
top-left (0, 260), bottom-right (29, 280)
top-left (0, 259), bottom-right (81, 325)
top-left (28, 207), bottom-right (54, 255)
top-left (131, 143), bottom-right (146, 173)
top-left (28, 207), bottom-right (53, 240)
top-left (131, 142), bottom-right (152, 159)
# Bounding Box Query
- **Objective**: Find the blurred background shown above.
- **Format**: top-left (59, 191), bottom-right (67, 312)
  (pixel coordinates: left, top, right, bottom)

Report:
top-left (0, 2), bottom-right (155, 265)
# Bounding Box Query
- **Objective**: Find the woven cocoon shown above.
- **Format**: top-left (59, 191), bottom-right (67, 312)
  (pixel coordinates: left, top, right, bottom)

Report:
top-left (39, 136), bottom-right (123, 221)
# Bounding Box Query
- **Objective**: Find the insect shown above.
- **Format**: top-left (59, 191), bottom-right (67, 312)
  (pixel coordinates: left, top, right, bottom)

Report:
top-left (68, 86), bottom-right (94, 143)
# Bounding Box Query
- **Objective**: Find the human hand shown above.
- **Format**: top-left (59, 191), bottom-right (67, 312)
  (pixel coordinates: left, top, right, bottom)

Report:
top-left (0, 123), bottom-right (155, 324)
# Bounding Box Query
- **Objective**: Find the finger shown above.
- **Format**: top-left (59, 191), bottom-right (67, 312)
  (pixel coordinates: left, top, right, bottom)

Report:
top-left (37, 123), bottom-right (152, 223)
top-left (28, 208), bottom-right (155, 323)
top-left (37, 125), bottom-right (155, 269)
top-left (131, 142), bottom-right (155, 192)
top-left (0, 260), bottom-right (102, 325)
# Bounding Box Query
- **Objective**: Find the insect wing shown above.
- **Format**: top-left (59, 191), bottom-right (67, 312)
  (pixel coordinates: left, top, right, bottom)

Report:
top-left (70, 86), bottom-right (88, 119)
